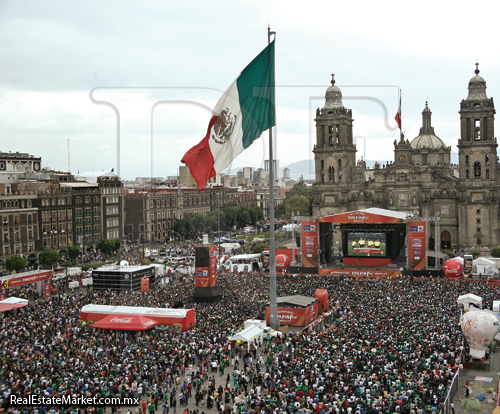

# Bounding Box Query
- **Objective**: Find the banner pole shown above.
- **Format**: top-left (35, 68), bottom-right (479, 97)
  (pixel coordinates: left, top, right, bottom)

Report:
top-left (268, 25), bottom-right (278, 330)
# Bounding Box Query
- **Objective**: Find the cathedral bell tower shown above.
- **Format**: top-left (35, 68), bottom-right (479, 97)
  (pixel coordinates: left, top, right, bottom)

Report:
top-left (313, 74), bottom-right (356, 186)
top-left (458, 64), bottom-right (497, 181)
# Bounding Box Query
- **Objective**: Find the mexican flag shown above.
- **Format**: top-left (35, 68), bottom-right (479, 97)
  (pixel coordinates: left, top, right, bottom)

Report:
top-left (182, 41), bottom-right (275, 191)
top-left (395, 92), bottom-right (401, 130)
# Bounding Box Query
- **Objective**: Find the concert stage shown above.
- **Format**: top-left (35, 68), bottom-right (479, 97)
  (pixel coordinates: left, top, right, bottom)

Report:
top-left (294, 208), bottom-right (431, 276)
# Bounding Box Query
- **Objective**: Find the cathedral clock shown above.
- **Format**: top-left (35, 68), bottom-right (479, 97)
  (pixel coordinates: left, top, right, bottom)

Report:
top-left (399, 155), bottom-right (406, 162)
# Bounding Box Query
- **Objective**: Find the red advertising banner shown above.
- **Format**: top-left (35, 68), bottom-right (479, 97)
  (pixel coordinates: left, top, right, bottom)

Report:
top-left (209, 246), bottom-right (217, 287)
top-left (141, 277), bottom-right (150, 292)
top-left (1, 270), bottom-right (53, 289)
top-left (305, 302), bottom-right (318, 325)
top-left (408, 221), bottom-right (426, 271)
top-left (319, 210), bottom-right (404, 224)
top-left (195, 267), bottom-right (210, 287)
top-left (266, 307), bottom-right (307, 326)
top-left (318, 268), bottom-right (402, 279)
top-left (301, 220), bottom-right (318, 268)
top-left (44, 280), bottom-right (51, 297)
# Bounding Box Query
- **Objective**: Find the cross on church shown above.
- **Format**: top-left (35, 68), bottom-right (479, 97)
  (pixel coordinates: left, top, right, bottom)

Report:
top-left (331, 73), bottom-right (335, 85)
top-left (475, 61), bottom-right (480, 75)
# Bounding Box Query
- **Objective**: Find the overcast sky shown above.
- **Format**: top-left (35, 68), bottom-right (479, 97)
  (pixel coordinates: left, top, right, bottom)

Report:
top-left (1, 0), bottom-right (499, 180)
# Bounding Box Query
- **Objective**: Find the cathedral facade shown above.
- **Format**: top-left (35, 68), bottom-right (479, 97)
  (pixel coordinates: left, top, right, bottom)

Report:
top-left (312, 66), bottom-right (498, 251)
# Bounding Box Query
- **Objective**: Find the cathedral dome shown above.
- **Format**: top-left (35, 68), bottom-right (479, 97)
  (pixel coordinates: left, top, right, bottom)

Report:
top-left (324, 74), bottom-right (344, 109)
top-left (410, 134), bottom-right (447, 149)
top-left (410, 102), bottom-right (447, 149)
top-left (466, 64), bottom-right (488, 101)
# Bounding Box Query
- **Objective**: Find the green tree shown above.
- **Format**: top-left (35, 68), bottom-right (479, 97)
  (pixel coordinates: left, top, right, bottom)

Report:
top-left (491, 246), bottom-right (500, 258)
top-left (253, 244), bottom-right (266, 254)
top-left (173, 219), bottom-right (189, 238)
top-left (253, 206), bottom-right (264, 222)
top-left (286, 194), bottom-right (311, 217)
top-left (470, 249), bottom-right (481, 258)
top-left (225, 207), bottom-right (239, 228)
top-left (97, 239), bottom-right (116, 255)
top-left (111, 239), bottom-right (121, 251)
top-left (68, 245), bottom-right (81, 262)
top-left (39, 250), bottom-right (61, 267)
top-left (236, 209), bottom-right (251, 227)
top-left (5, 256), bottom-right (27, 273)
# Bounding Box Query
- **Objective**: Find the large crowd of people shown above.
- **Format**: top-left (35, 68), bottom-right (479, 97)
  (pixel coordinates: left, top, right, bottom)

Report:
top-left (0, 271), bottom-right (498, 414)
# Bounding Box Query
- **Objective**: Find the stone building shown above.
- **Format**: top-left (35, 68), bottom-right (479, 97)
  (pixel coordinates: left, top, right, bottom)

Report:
top-left (313, 65), bottom-right (498, 250)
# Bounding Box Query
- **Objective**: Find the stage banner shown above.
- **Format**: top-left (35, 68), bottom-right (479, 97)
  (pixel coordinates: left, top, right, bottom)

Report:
top-left (266, 307), bottom-right (307, 326)
top-left (318, 268), bottom-right (402, 279)
top-left (209, 246), bottom-right (217, 287)
top-left (301, 221), bottom-right (318, 267)
top-left (1, 270), bottom-right (53, 289)
top-left (195, 267), bottom-right (210, 287)
top-left (408, 221), bottom-right (426, 271)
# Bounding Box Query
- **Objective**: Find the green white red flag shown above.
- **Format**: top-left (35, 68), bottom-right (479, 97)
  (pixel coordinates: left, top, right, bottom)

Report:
top-left (182, 41), bottom-right (275, 191)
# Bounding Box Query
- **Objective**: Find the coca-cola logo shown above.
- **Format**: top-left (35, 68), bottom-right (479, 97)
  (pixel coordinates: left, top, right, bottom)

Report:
top-left (444, 266), bottom-right (461, 275)
top-left (110, 317), bottom-right (133, 323)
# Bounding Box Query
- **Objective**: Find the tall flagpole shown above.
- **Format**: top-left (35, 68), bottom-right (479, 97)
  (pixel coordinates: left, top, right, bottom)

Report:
top-left (268, 26), bottom-right (278, 330)
top-left (400, 89), bottom-right (402, 138)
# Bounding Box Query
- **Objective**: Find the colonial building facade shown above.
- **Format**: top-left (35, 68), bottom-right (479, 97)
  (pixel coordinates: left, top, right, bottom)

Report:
top-left (313, 66), bottom-right (498, 250)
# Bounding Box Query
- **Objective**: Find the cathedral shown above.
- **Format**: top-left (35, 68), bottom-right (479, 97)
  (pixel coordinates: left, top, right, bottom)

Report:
top-left (312, 65), bottom-right (498, 251)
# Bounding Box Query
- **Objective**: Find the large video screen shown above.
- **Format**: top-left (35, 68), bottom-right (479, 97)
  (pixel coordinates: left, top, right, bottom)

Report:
top-left (347, 232), bottom-right (387, 257)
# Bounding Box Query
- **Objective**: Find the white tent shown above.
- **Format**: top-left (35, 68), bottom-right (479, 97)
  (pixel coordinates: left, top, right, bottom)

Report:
top-left (457, 293), bottom-right (483, 310)
top-left (228, 325), bottom-right (264, 350)
top-left (0, 297), bottom-right (28, 305)
top-left (473, 257), bottom-right (497, 276)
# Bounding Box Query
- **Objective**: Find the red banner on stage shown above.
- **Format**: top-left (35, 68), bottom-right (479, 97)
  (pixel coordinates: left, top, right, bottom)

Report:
top-left (301, 221), bottom-right (318, 268)
top-left (209, 246), bottom-right (217, 287)
top-left (408, 221), bottom-right (426, 271)
top-left (318, 268), bottom-right (402, 279)
top-left (195, 267), bottom-right (210, 287)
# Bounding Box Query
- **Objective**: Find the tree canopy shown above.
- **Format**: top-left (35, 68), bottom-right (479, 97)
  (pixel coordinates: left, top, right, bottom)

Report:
top-left (97, 239), bottom-right (121, 255)
top-left (5, 256), bottom-right (27, 272)
top-left (275, 181), bottom-right (313, 219)
top-left (68, 245), bottom-right (81, 261)
top-left (39, 250), bottom-right (60, 267)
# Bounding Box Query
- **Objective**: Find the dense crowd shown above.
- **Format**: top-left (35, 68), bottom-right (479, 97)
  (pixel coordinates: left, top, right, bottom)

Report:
top-left (1, 273), bottom-right (498, 414)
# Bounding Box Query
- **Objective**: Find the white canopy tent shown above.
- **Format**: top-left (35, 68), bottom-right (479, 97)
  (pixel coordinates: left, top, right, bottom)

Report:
top-left (228, 325), bottom-right (264, 350)
top-left (457, 293), bottom-right (483, 310)
top-left (473, 257), bottom-right (498, 276)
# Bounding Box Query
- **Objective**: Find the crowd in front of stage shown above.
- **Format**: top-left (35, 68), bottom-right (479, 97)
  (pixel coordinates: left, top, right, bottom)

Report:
top-left (1, 273), bottom-right (498, 414)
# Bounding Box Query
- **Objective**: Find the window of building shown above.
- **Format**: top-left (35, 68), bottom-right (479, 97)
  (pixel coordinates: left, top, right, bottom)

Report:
top-left (422, 153), bottom-right (428, 165)
top-left (477, 218), bottom-right (481, 224)
top-left (466, 169), bottom-right (469, 178)
top-left (475, 129), bottom-right (481, 140)
top-left (161, 199), bottom-right (165, 207)
top-left (338, 159), bottom-right (342, 169)
top-left (338, 172), bottom-right (342, 182)
top-left (328, 126), bottom-right (333, 134)
top-left (329, 166), bottom-right (334, 182)
top-left (477, 228), bottom-right (481, 233)
top-left (477, 209), bottom-right (481, 214)
top-left (474, 161), bottom-right (481, 177)
top-left (486, 169), bottom-right (490, 179)
top-left (329, 136), bottom-right (334, 146)
top-left (475, 119), bottom-right (480, 128)
top-left (94, 196), bottom-right (99, 203)
top-left (486, 154), bottom-right (490, 165)
top-left (465, 155), bottom-right (469, 166)
top-left (321, 173), bottom-right (325, 183)
top-left (477, 237), bottom-right (481, 245)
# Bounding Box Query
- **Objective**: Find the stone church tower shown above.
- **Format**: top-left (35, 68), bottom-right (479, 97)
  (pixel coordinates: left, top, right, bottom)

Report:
top-left (457, 64), bottom-right (499, 247)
